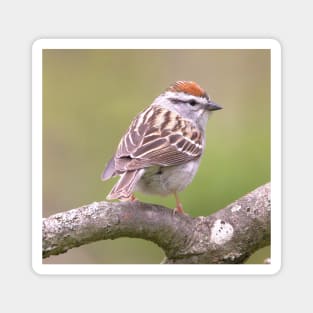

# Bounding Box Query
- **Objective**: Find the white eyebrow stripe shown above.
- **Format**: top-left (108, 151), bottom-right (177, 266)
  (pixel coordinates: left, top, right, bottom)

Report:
top-left (165, 91), bottom-right (209, 105)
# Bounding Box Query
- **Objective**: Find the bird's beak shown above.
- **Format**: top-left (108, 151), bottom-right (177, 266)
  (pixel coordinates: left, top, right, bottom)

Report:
top-left (206, 100), bottom-right (223, 111)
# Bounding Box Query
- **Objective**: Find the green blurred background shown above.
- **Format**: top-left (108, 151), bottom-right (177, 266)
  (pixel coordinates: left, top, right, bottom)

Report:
top-left (42, 49), bottom-right (270, 264)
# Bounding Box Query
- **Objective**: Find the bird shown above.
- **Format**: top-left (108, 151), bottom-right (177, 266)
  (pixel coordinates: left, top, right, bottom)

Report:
top-left (101, 81), bottom-right (222, 214)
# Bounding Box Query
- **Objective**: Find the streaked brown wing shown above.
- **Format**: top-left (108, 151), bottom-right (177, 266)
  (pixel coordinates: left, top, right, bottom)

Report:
top-left (113, 105), bottom-right (203, 173)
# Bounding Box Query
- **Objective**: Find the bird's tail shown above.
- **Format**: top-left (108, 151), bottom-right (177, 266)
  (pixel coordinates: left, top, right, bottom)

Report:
top-left (106, 169), bottom-right (144, 200)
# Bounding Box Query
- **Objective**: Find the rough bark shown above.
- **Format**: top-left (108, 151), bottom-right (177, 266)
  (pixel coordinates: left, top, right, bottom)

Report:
top-left (42, 183), bottom-right (270, 264)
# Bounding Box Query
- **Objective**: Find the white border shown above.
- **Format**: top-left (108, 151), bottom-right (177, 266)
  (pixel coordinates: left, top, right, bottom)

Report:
top-left (32, 39), bottom-right (281, 275)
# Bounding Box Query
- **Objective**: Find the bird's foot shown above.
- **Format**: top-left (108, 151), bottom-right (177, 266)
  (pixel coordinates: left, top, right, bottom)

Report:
top-left (173, 203), bottom-right (185, 215)
top-left (129, 194), bottom-right (137, 202)
top-left (119, 194), bottom-right (137, 202)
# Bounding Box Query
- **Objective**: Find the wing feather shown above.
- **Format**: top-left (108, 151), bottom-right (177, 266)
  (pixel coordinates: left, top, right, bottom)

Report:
top-left (112, 105), bottom-right (203, 173)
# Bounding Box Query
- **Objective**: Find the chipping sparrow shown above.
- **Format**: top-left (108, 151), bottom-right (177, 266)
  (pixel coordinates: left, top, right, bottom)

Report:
top-left (101, 81), bottom-right (222, 213)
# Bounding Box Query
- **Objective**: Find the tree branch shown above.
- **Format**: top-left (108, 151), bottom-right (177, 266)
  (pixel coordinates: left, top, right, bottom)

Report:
top-left (43, 183), bottom-right (270, 263)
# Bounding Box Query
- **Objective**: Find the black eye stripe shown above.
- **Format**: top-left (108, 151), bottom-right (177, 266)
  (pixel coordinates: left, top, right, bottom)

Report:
top-left (169, 98), bottom-right (180, 104)
top-left (169, 98), bottom-right (198, 106)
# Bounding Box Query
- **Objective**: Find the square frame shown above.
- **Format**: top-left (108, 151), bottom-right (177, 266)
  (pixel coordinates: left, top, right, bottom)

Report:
top-left (32, 39), bottom-right (281, 275)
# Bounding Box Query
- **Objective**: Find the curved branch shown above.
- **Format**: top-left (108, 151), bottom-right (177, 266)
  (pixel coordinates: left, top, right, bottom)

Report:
top-left (43, 183), bottom-right (270, 264)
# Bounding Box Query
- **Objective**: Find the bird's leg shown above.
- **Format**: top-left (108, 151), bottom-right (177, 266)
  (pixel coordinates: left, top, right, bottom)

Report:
top-left (173, 192), bottom-right (184, 214)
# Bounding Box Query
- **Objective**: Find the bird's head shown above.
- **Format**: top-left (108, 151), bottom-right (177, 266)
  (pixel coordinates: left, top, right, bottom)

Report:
top-left (153, 81), bottom-right (222, 127)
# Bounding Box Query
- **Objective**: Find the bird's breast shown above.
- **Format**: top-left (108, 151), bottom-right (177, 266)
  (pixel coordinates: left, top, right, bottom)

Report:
top-left (134, 159), bottom-right (201, 196)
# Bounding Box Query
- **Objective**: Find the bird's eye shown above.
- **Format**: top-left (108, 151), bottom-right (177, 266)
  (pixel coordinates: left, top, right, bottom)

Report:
top-left (189, 99), bottom-right (197, 106)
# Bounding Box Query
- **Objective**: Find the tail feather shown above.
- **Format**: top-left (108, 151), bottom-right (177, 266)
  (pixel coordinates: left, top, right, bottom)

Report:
top-left (101, 157), bottom-right (116, 181)
top-left (107, 169), bottom-right (144, 200)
